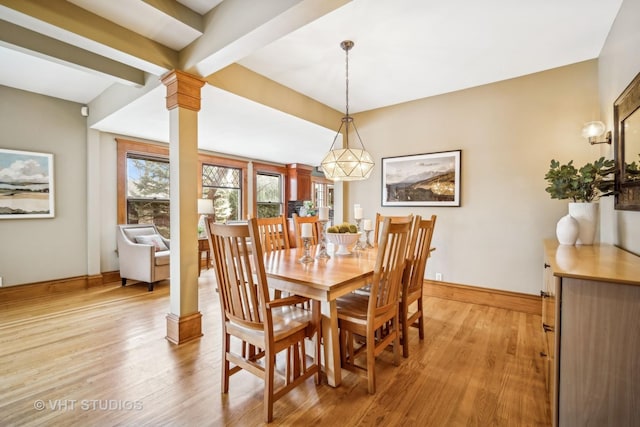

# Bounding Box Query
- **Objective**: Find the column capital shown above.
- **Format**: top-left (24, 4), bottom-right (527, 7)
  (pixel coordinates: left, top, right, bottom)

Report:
top-left (161, 70), bottom-right (205, 111)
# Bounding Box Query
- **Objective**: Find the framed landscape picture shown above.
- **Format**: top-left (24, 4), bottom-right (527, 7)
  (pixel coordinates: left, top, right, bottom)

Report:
top-left (382, 150), bottom-right (461, 207)
top-left (0, 148), bottom-right (55, 218)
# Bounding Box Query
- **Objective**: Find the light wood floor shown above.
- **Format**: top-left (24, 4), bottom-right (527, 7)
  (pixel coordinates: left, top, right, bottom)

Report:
top-left (0, 270), bottom-right (550, 426)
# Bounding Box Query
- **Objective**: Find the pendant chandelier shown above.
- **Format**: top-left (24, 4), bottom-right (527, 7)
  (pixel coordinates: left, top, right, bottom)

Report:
top-left (320, 40), bottom-right (374, 181)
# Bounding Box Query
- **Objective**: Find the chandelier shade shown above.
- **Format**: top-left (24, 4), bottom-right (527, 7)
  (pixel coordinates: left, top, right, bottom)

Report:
top-left (320, 40), bottom-right (374, 181)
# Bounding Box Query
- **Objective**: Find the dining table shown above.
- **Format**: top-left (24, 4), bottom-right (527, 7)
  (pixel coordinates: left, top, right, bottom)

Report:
top-left (263, 245), bottom-right (378, 387)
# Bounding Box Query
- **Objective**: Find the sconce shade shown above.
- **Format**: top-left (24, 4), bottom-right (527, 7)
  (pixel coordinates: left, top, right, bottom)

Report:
top-left (582, 121), bottom-right (611, 145)
top-left (198, 198), bottom-right (214, 215)
top-left (582, 121), bottom-right (606, 138)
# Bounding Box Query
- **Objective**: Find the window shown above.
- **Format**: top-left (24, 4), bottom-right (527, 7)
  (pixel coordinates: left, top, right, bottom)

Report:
top-left (202, 164), bottom-right (242, 222)
top-left (126, 154), bottom-right (170, 237)
top-left (116, 139), bottom-right (251, 233)
top-left (313, 180), bottom-right (333, 209)
top-left (256, 172), bottom-right (283, 217)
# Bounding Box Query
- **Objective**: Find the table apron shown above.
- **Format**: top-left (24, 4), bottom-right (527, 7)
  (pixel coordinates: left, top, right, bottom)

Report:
top-left (267, 275), bottom-right (372, 302)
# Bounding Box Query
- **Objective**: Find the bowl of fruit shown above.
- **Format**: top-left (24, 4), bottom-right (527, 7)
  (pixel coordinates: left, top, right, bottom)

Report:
top-left (326, 223), bottom-right (361, 255)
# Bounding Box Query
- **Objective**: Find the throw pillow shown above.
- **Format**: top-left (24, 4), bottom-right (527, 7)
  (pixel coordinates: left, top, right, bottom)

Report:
top-left (135, 234), bottom-right (169, 252)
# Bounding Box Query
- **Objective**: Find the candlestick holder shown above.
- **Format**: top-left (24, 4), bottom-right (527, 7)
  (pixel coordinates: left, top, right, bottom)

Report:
top-left (298, 237), bottom-right (314, 264)
top-left (364, 229), bottom-right (374, 249)
top-left (316, 219), bottom-right (330, 260)
top-left (353, 218), bottom-right (367, 251)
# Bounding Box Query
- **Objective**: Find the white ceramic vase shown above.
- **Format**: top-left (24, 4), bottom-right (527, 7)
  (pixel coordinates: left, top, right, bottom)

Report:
top-left (568, 202), bottom-right (598, 245)
top-left (556, 214), bottom-right (579, 245)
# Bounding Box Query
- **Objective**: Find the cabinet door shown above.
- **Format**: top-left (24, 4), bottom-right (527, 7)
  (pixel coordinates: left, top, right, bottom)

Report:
top-left (559, 278), bottom-right (640, 426)
top-left (296, 172), bottom-right (311, 200)
top-left (286, 164), bottom-right (312, 201)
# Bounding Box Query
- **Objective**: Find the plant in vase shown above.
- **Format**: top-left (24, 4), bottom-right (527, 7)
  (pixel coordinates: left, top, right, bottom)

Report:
top-left (544, 157), bottom-right (615, 245)
top-left (303, 200), bottom-right (316, 216)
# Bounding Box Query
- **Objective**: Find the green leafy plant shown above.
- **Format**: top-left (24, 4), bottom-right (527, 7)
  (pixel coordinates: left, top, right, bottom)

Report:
top-left (544, 157), bottom-right (616, 202)
top-left (625, 154), bottom-right (640, 181)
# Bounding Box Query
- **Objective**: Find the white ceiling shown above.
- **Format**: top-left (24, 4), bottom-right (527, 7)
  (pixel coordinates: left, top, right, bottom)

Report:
top-left (0, 0), bottom-right (624, 166)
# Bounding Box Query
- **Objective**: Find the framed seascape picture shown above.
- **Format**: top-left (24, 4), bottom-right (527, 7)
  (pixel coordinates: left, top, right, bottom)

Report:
top-left (382, 150), bottom-right (461, 207)
top-left (0, 148), bottom-right (55, 218)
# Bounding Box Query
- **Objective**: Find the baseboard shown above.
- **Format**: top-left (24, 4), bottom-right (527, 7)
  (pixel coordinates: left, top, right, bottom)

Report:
top-left (0, 272), bottom-right (121, 302)
top-left (424, 280), bottom-right (541, 316)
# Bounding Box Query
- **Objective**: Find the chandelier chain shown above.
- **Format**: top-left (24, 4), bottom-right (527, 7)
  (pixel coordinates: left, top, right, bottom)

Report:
top-left (345, 43), bottom-right (349, 117)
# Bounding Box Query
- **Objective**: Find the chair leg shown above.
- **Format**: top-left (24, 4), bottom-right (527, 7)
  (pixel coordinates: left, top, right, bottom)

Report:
top-left (366, 332), bottom-right (376, 394)
top-left (264, 352), bottom-right (275, 423)
top-left (417, 297), bottom-right (425, 340)
top-left (393, 317), bottom-right (400, 367)
top-left (339, 327), bottom-right (347, 367)
top-left (221, 333), bottom-right (230, 393)
top-left (315, 326), bottom-right (322, 385)
top-left (401, 302), bottom-right (410, 358)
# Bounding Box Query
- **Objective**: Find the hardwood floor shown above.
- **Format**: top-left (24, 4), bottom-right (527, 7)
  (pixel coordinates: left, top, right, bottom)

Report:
top-left (0, 270), bottom-right (550, 426)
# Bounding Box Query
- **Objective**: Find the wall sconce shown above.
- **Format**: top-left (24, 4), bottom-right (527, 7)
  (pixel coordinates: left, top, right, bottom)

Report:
top-left (582, 121), bottom-right (611, 145)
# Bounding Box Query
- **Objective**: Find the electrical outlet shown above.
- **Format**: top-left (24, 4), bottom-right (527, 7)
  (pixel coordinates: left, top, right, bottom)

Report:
top-left (435, 272), bottom-right (442, 281)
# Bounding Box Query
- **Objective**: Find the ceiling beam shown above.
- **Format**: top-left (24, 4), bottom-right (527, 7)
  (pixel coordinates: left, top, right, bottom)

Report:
top-left (0, 0), bottom-right (178, 75)
top-left (141, 0), bottom-right (203, 33)
top-left (207, 63), bottom-right (341, 131)
top-left (0, 20), bottom-right (145, 86)
top-left (180, 0), bottom-right (351, 78)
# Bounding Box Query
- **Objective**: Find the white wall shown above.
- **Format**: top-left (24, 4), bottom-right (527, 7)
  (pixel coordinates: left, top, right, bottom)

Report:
top-left (99, 132), bottom-right (119, 273)
top-left (598, 0), bottom-right (640, 255)
top-left (344, 61), bottom-right (603, 295)
top-left (0, 86), bottom-right (88, 286)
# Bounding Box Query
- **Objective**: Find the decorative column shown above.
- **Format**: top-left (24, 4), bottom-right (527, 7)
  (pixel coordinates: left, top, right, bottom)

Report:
top-left (161, 70), bottom-right (205, 344)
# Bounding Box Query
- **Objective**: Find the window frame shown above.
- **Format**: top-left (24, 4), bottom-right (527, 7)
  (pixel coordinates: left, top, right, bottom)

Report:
top-left (117, 139), bottom-right (249, 225)
top-left (253, 162), bottom-right (287, 218)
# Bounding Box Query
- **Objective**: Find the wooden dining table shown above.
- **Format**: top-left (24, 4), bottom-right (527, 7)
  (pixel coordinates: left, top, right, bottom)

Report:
top-left (264, 245), bottom-right (378, 387)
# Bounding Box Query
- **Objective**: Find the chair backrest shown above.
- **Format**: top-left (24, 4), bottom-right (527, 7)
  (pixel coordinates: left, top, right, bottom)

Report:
top-left (255, 215), bottom-right (290, 253)
top-left (403, 215), bottom-right (437, 296)
top-left (118, 224), bottom-right (161, 243)
top-left (373, 213), bottom-right (413, 246)
top-left (117, 223), bottom-right (170, 250)
top-left (206, 217), bottom-right (272, 333)
top-left (368, 216), bottom-right (413, 320)
top-left (292, 214), bottom-right (320, 248)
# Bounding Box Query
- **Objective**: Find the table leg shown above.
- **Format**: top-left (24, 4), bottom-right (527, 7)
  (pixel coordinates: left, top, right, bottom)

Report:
top-left (322, 300), bottom-right (342, 387)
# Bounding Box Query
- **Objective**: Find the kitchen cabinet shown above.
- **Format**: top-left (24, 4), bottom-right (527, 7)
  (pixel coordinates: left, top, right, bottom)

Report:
top-left (286, 163), bottom-right (312, 201)
top-left (542, 240), bottom-right (640, 427)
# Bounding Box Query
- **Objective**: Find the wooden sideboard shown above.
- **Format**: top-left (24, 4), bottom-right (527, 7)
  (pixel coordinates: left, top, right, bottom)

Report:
top-left (542, 240), bottom-right (640, 427)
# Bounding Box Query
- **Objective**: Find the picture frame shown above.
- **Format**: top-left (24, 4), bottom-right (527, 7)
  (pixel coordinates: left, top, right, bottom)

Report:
top-left (0, 148), bottom-right (55, 218)
top-left (382, 150), bottom-right (461, 207)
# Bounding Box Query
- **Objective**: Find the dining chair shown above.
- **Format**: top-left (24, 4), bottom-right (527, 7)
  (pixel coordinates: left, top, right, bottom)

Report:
top-left (336, 216), bottom-right (413, 394)
top-left (255, 214), bottom-right (290, 253)
top-left (255, 214), bottom-right (313, 305)
top-left (373, 212), bottom-right (414, 246)
top-left (292, 213), bottom-right (320, 248)
top-left (207, 217), bottom-right (321, 423)
top-left (399, 214), bottom-right (437, 358)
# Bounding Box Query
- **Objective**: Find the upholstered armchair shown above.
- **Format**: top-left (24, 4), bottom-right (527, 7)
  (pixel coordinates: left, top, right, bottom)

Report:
top-left (116, 224), bottom-right (170, 291)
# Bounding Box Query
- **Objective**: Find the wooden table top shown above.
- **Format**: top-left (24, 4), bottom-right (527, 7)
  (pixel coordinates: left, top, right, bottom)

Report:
top-left (264, 246), bottom-right (378, 300)
top-left (544, 239), bottom-right (640, 286)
